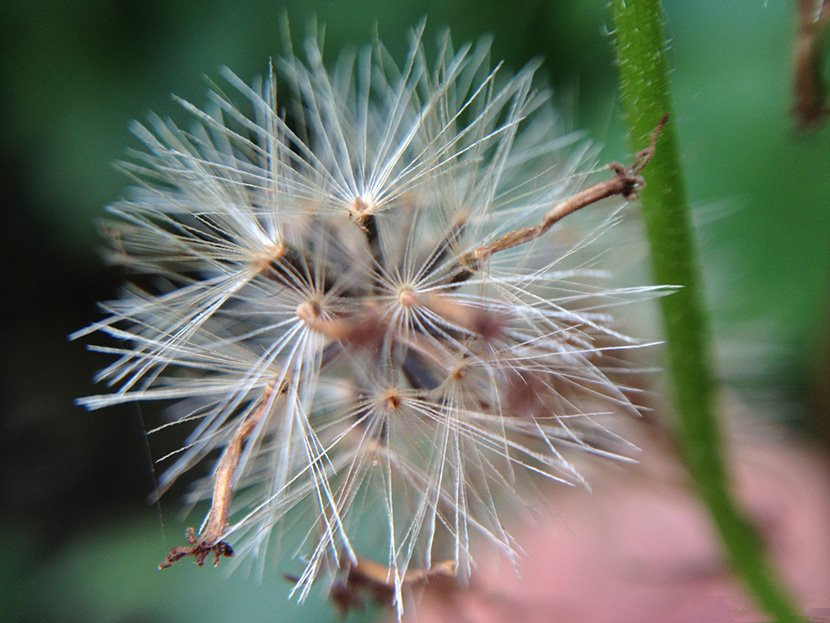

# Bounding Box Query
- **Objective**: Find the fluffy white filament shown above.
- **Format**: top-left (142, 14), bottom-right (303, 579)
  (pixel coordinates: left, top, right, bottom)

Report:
top-left (75, 24), bottom-right (668, 617)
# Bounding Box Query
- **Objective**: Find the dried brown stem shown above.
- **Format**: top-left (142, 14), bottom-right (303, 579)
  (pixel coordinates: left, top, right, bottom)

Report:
top-left (296, 301), bottom-right (386, 350)
top-left (323, 557), bottom-right (457, 616)
top-left (352, 208), bottom-right (385, 295)
top-left (794, 0), bottom-right (830, 127)
top-left (453, 114), bottom-right (668, 279)
top-left (159, 385), bottom-right (275, 569)
top-left (419, 292), bottom-right (506, 340)
top-left (420, 216), bottom-right (467, 276)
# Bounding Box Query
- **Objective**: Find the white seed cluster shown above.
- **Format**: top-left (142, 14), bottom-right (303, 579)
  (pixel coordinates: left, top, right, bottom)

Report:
top-left (75, 25), bottom-right (666, 616)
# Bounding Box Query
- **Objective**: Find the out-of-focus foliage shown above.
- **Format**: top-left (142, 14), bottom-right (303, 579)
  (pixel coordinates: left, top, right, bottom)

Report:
top-left (1, 1), bottom-right (828, 621)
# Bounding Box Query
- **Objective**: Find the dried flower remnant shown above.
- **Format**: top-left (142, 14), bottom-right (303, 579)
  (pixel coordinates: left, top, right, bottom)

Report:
top-left (75, 24), bottom-right (667, 617)
top-left (286, 557), bottom-right (457, 616)
top-left (794, 0), bottom-right (830, 127)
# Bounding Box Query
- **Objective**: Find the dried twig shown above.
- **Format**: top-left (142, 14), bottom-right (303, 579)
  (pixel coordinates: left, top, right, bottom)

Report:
top-left (159, 385), bottom-right (275, 569)
top-left (794, 0), bottom-right (830, 127)
top-left (454, 114), bottom-right (669, 279)
top-left (324, 557), bottom-right (457, 617)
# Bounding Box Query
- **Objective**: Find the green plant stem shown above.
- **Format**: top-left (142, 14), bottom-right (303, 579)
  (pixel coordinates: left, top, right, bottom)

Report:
top-left (610, 1), bottom-right (804, 621)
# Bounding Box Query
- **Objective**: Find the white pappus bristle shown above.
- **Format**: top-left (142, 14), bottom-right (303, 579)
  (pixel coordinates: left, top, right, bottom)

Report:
top-left (75, 24), bottom-right (669, 619)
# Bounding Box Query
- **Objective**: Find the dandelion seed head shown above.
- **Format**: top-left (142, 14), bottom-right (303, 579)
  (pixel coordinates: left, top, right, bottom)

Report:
top-left (76, 23), bottom-right (667, 617)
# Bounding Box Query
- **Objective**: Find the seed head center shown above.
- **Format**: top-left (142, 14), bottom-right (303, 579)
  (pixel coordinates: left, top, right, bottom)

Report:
top-left (350, 195), bottom-right (375, 215)
top-left (251, 240), bottom-right (285, 274)
top-left (383, 390), bottom-right (402, 412)
top-left (296, 300), bottom-right (322, 324)
top-left (398, 287), bottom-right (418, 308)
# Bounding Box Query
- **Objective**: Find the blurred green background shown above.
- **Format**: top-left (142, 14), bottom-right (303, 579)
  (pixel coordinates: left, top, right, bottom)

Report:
top-left (1, 1), bottom-right (828, 621)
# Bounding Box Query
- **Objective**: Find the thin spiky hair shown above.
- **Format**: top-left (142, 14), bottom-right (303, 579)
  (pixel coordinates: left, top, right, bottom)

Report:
top-left (74, 22), bottom-right (668, 618)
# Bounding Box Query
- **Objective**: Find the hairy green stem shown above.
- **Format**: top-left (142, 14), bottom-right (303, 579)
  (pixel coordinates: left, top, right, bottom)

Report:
top-left (610, 1), bottom-right (804, 620)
